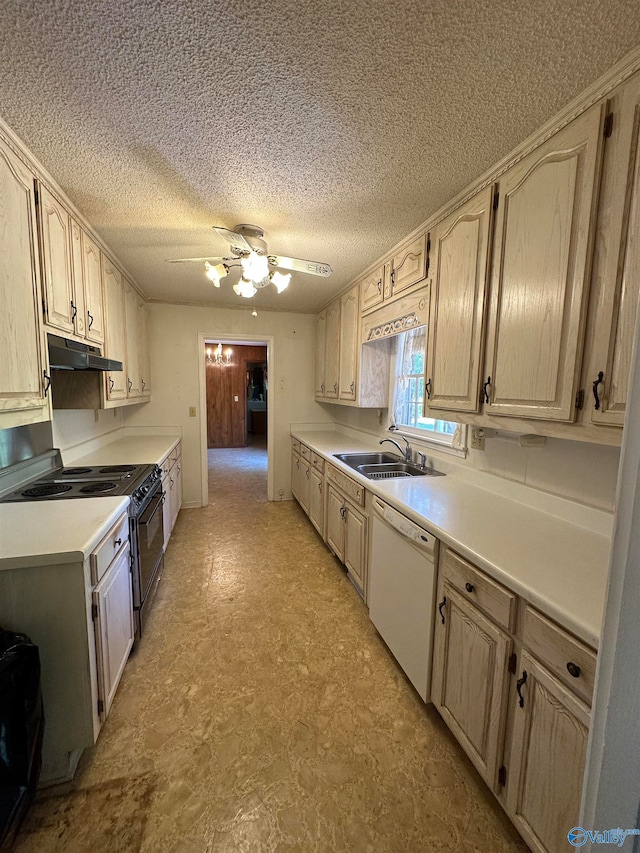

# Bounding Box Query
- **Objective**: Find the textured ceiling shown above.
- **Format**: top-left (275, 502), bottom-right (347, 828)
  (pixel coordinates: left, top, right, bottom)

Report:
top-left (1, 1), bottom-right (639, 313)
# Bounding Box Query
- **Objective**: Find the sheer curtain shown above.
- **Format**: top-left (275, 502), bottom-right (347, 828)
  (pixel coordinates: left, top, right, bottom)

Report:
top-left (392, 326), bottom-right (426, 427)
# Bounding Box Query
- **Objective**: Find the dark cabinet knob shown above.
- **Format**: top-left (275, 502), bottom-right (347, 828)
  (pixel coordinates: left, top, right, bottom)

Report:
top-left (567, 662), bottom-right (581, 678)
top-left (465, 582), bottom-right (475, 593)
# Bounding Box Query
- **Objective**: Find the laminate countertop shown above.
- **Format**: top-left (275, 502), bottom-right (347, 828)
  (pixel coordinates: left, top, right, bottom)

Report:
top-left (292, 429), bottom-right (613, 648)
top-left (72, 435), bottom-right (181, 468)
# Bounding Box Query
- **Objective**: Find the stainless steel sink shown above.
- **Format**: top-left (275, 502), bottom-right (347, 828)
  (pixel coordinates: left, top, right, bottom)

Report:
top-left (334, 453), bottom-right (445, 479)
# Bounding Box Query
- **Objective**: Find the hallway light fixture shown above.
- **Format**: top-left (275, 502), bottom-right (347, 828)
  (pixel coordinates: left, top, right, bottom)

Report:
top-left (206, 343), bottom-right (232, 366)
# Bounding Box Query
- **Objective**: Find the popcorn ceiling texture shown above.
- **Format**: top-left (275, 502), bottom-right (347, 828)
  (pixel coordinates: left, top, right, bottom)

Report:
top-left (1, 0), bottom-right (639, 312)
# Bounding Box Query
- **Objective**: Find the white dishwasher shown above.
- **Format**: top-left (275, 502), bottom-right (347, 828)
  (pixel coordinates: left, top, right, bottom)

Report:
top-left (368, 496), bottom-right (439, 702)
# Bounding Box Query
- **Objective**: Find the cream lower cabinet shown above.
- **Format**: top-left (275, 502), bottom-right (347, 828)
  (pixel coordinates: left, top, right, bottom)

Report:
top-left (432, 546), bottom-right (596, 853)
top-left (161, 442), bottom-right (182, 546)
top-left (291, 439), bottom-right (312, 518)
top-left (325, 464), bottom-right (368, 597)
top-left (308, 454), bottom-right (324, 536)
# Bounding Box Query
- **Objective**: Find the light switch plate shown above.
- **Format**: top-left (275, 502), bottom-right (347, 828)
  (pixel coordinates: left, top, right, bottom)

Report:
top-left (189, 407), bottom-right (196, 417)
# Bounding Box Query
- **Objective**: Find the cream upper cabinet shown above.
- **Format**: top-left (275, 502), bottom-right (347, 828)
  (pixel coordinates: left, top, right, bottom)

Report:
top-left (506, 652), bottom-right (590, 853)
top-left (426, 185), bottom-right (495, 413)
top-left (124, 279), bottom-right (141, 397)
top-left (324, 300), bottom-right (340, 399)
top-left (102, 259), bottom-right (126, 401)
top-left (588, 75), bottom-right (640, 426)
top-left (82, 233), bottom-right (105, 345)
top-left (69, 218), bottom-right (87, 338)
top-left (360, 264), bottom-right (387, 313)
top-left (138, 299), bottom-right (151, 397)
top-left (483, 105), bottom-right (606, 422)
top-left (338, 285), bottom-right (359, 400)
top-left (36, 183), bottom-right (75, 334)
top-left (314, 309), bottom-right (326, 397)
top-left (0, 138), bottom-right (49, 423)
top-left (390, 232), bottom-right (429, 297)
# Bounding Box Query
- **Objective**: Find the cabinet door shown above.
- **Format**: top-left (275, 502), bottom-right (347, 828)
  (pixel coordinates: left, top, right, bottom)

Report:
top-left (298, 457), bottom-right (311, 515)
top-left (170, 456), bottom-right (182, 528)
top-left (391, 233), bottom-right (428, 296)
top-left (0, 139), bottom-right (48, 420)
top-left (102, 259), bottom-right (126, 400)
top-left (324, 300), bottom-right (340, 398)
top-left (506, 651), bottom-right (590, 853)
top-left (314, 310), bottom-right (326, 397)
top-left (589, 78), bottom-right (640, 426)
top-left (69, 218), bottom-right (87, 337)
top-left (484, 105), bottom-right (605, 421)
top-left (360, 265), bottom-right (385, 312)
top-left (344, 505), bottom-right (367, 595)
top-left (308, 467), bottom-right (324, 536)
top-left (162, 473), bottom-right (171, 550)
top-left (338, 285), bottom-right (359, 400)
top-left (426, 185), bottom-right (494, 412)
top-left (92, 544), bottom-right (134, 719)
top-left (138, 299), bottom-right (151, 396)
top-left (82, 233), bottom-right (105, 344)
top-left (431, 584), bottom-right (512, 790)
top-left (36, 183), bottom-right (74, 334)
top-left (291, 450), bottom-right (301, 501)
top-left (124, 279), bottom-right (141, 397)
top-left (326, 485), bottom-right (345, 561)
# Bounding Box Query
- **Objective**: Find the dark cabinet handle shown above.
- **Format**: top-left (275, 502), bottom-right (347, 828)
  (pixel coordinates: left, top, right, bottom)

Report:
top-left (390, 268), bottom-right (396, 286)
top-left (87, 310), bottom-right (94, 330)
top-left (377, 278), bottom-right (382, 294)
top-left (109, 376), bottom-right (115, 391)
top-left (593, 371), bottom-right (604, 410)
top-left (71, 300), bottom-right (77, 321)
top-left (141, 379), bottom-right (146, 391)
top-left (438, 596), bottom-right (447, 624)
top-left (425, 378), bottom-right (432, 400)
top-left (333, 382), bottom-right (337, 393)
top-left (465, 582), bottom-right (475, 593)
top-left (483, 376), bottom-right (492, 404)
top-left (305, 468), bottom-right (309, 479)
top-left (567, 662), bottom-right (581, 679)
top-left (114, 537), bottom-right (122, 547)
top-left (516, 670), bottom-right (528, 707)
top-left (128, 377), bottom-right (133, 391)
top-left (43, 371), bottom-right (51, 396)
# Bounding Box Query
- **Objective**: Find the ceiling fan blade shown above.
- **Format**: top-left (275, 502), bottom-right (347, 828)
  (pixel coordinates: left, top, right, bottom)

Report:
top-left (213, 227), bottom-right (252, 255)
top-left (269, 254), bottom-right (332, 277)
top-left (166, 256), bottom-right (232, 263)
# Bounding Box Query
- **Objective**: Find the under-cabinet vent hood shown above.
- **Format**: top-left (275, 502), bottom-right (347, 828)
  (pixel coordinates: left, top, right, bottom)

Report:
top-left (47, 334), bottom-right (123, 372)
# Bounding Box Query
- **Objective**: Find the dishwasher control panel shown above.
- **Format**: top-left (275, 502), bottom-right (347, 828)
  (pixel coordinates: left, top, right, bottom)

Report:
top-left (374, 498), bottom-right (436, 555)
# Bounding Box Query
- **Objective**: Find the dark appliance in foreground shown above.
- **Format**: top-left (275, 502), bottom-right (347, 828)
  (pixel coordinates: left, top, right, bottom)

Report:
top-left (0, 629), bottom-right (44, 851)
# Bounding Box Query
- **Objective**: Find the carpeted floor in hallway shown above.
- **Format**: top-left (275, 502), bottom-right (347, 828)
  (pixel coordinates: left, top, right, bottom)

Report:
top-left (14, 442), bottom-right (526, 852)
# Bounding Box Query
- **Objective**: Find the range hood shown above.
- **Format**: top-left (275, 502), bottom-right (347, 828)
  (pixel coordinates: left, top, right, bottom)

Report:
top-left (47, 334), bottom-right (123, 372)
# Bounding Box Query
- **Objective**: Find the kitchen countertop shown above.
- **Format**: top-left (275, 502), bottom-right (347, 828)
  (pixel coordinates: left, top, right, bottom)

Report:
top-left (72, 435), bottom-right (181, 468)
top-left (0, 497), bottom-right (129, 569)
top-left (292, 429), bottom-right (612, 648)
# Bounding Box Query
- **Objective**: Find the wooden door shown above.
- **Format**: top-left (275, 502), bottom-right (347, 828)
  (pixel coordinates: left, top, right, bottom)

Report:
top-left (314, 310), bottom-right (326, 396)
top-left (69, 218), bottom-right (87, 337)
top-left (324, 300), bottom-right (340, 398)
top-left (308, 467), bottom-right (324, 536)
top-left (589, 77), bottom-right (640, 426)
top-left (92, 544), bottom-right (134, 719)
top-left (360, 265), bottom-right (385, 312)
top-left (36, 183), bottom-right (74, 334)
top-left (506, 651), bottom-right (590, 853)
top-left (123, 280), bottom-right (141, 397)
top-left (391, 232), bottom-right (428, 296)
top-left (431, 584), bottom-right (512, 791)
top-left (82, 233), bottom-right (105, 344)
top-left (326, 485), bottom-right (345, 562)
top-left (344, 504), bottom-right (367, 594)
top-left (484, 105), bottom-right (605, 421)
top-left (0, 139), bottom-right (48, 421)
top-left (338, 285), bottom-right (359, 400)
top-left (206, 344), bottom-right (266, 447)
top-left (102, 259), bottom-right (126, 400)
top-left (426, 185), bottom-right (494, 413)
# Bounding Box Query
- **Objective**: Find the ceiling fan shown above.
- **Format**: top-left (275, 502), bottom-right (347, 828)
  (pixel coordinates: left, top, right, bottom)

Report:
top-left (166, 224), bottom-right (332, 298)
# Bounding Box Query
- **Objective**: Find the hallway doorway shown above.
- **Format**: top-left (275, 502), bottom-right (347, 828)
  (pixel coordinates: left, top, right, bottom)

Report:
top-left (205, 343), bottom-right (268, 448)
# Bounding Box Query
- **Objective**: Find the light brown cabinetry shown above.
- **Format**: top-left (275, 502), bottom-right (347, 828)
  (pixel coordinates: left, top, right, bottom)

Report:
top-left (325, 464), bottom-right (368, 597)
top-left (81, 233), bottom-right (105, 345)
top-left (292, 440), bottom-right (324, 535)
top-left (314, 311), bottom-right (327, 396)
top-left (102, 258), bottom-right (126, 401)
top-left (0, 138), bottom-right (49, 426)
top-left (390, 232), bottom-right (429, 297)
top-left (483, 104), bottom-right (605, 422)
top-left (425, 185), bottom-right (495, 413)
top-left (308, 464), bottom-right (324, 536)
top-left (36, 183), bottom-right (75, 334)
top-left (323, 300), bottom-right (340, 399)
top-left (161, 442), bottom-right (182, 548)
top-left (359, 264), bottom-right (387, 312)
top-left (124, 279), bottom-right (142, 397)
top-left (432, 546), bottom-right (597, 853)
top-left (138, 299), bottom-right (151, 396)
top-left (338, 285), bottom-right (359, 401)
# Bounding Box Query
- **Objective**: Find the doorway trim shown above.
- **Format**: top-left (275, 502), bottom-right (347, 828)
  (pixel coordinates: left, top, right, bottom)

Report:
top-left (197, 331), bottom-right (275, 507)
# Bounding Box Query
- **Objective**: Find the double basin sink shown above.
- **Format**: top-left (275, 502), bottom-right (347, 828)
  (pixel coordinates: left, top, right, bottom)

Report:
top-left (334, 452), bottom-right (445, 480)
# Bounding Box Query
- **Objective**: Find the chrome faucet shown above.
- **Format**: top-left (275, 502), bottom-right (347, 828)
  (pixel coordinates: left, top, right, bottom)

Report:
top-left (379, 436), bottom-right (412, 462)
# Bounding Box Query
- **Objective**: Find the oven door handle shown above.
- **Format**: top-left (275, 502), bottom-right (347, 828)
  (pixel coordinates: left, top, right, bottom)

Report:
top-left (139, 492), bottom-right (163, 526)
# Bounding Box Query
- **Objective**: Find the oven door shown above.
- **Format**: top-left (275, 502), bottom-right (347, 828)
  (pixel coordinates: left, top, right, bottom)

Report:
top-left (137, 482), bottom-right (165, 603)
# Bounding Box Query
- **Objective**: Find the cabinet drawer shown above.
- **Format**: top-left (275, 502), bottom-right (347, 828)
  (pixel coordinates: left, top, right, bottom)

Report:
top-left (311, 452), bottom-right (325, 473)
top-left (91, 512), bottom-right (129, 584)
top-left (326, 464), bottom-right (365, 506)
top-left (292, 438), bottom-right (301, 454)
top-left (300, 443), bottom-right (311, 461)
top-left (441, 548), bottom-right (517, 632)
top-left (523, 606), bottom-right (597, 705)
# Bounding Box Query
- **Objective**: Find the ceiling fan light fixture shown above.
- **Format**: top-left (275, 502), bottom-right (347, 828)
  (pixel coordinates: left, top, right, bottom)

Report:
top-left (240, 252), bottom-right (270, 284)
top-left (233, 278), bottom-right (258, 298)
top-left (204, 261), bottom-right (228, 287)
top-left (270, 270), bottom-right (291, 293)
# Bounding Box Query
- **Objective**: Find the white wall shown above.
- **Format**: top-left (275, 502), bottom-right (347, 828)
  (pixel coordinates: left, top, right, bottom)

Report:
top-left (122, 303), bottom-right (333, 506)
top-left (53, 408), bottom-right (123, 452)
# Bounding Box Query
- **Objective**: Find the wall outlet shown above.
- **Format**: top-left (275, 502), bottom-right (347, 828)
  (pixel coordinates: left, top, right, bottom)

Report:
top-left (470, 427), bottom-right (485, 451)
top-left (189, 406), bottom-right (196, 417)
